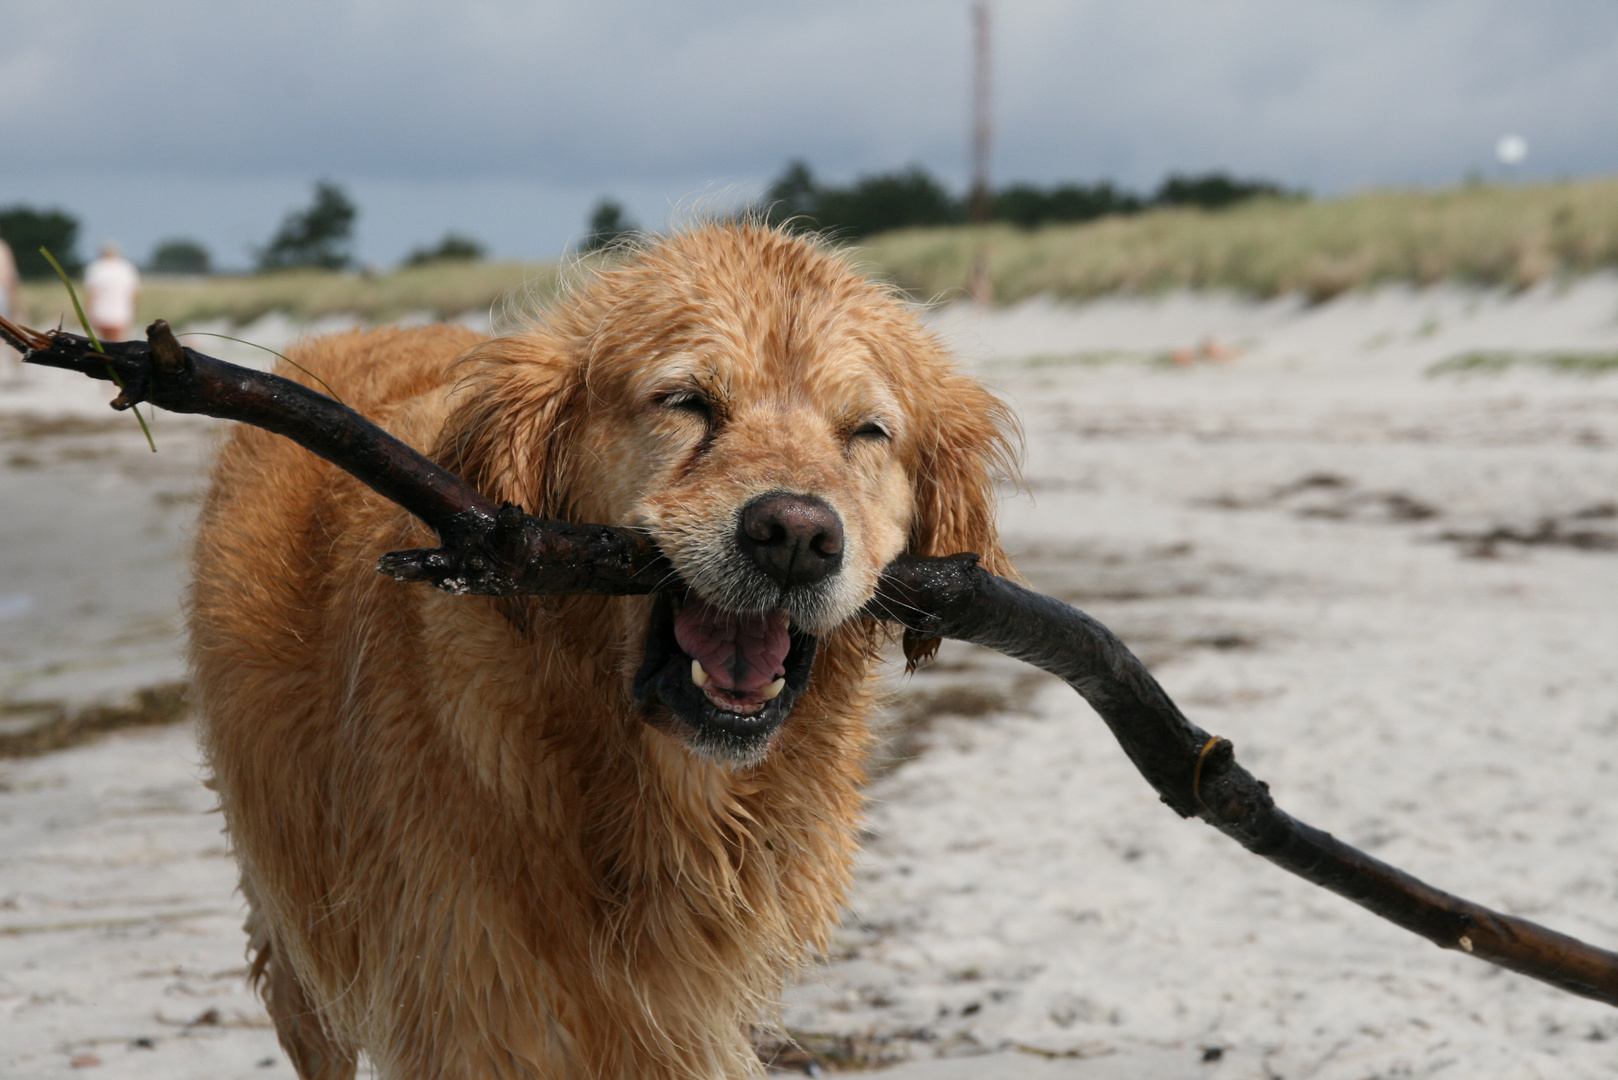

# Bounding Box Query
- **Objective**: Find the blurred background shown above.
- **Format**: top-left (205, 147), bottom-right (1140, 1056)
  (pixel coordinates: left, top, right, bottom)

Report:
top-left (5, 4), bottom-right (1618, 1078)
top-left (4, 0), bottom-right (1618, 289)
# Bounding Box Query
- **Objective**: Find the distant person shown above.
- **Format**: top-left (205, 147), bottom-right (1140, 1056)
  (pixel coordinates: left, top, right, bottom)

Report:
top-left (0, 232), bottom-right (17, 321)
top-left (84, 241), bottom-right (140, 343)
top-left (0, 232), bottom-right (19, 382)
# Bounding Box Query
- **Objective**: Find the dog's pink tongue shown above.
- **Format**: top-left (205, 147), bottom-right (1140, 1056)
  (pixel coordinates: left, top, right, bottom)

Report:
top-left (673, 598), bottom-right (790, 694)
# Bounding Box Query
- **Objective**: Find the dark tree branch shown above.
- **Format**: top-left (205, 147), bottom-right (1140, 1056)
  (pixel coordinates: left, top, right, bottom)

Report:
top-left (378, 505), bottom-right (670, 598)
top-left (7, 315), bottom-right (1617, 1007)
top-left (1, 315), bottom-right (501, 546)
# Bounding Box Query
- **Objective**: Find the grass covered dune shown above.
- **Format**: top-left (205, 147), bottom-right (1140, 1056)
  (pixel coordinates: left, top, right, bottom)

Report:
top-left (17, 178), bottom-right (1618, 329)
top-left (863, 176), bottom-right (1618, 303)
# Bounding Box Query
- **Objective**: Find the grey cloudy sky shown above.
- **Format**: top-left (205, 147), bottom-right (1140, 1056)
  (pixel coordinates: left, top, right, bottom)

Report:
top-left (3, 0), bottom-right (1616, 268)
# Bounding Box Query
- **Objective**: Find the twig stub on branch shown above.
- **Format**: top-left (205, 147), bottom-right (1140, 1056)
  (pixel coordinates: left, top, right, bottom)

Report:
top-left (378, 507), bottom-right (672, 597)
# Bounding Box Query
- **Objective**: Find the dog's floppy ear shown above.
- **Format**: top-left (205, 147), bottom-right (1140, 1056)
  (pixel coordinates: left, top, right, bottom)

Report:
top-left (431, 335), bottom-right (585, 634)
top-left (902, 369), bottom-right (1019, 669)
top-left (432, 335), bottom-right (582, 519)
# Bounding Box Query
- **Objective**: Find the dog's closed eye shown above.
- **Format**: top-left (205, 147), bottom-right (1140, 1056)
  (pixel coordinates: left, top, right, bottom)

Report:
top-left (660, 390), bottom-right (716, 423)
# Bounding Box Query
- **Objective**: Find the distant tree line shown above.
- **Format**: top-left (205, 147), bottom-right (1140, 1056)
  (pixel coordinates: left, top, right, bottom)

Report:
top-left (578, 165), bottom-right (1298, 254)
top-left (4, 167), bottom-right (1297, 282)
top-left (756, 160), bottom-right (1302, 238)
top-left (0, 181), bottom-right (492, 279)
top-left (0, 206), bottom-right (220, 278)
top-left (255, 182), bottom-right (487, 271)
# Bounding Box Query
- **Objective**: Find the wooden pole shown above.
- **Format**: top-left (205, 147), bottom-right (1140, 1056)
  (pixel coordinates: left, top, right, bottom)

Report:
top-left (968, 2), bottom-right (994, 301)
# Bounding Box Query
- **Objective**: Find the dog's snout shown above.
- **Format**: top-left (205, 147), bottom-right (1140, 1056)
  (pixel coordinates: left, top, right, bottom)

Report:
top-left (737, 492), bottom-right (844, 587)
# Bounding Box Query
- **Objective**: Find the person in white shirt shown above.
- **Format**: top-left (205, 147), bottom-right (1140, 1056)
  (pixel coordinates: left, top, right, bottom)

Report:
top-left (84, 242), bottom-right (140, 343)
top-left (0, 234), bottom-right (19, 381)
top-left (0, 235), bottom-right (17, 322)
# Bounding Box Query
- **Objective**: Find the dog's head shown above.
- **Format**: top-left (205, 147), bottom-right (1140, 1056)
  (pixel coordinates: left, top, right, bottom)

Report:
top-left (439, 225), bottom-right (1015, 765)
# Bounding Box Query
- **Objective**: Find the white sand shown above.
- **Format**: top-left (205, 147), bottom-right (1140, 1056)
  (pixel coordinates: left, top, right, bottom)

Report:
top-left (3, 284), bottom-right (1618, 1077)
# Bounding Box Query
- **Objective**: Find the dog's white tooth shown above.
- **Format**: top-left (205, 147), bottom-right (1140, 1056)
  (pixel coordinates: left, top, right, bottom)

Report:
top-left (761, 677), bottom-right (786, 700)
top-left (691, 659), bottom-right (710, 688)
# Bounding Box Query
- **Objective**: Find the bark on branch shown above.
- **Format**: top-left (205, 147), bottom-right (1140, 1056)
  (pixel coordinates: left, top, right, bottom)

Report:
top-left (6, 314), bottom-right (1616, 1008)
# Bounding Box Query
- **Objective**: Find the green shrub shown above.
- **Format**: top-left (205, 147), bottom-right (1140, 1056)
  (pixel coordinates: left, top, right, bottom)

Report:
top-left (403, 233), bottom-right (486, 267)
top-left (579, 199), bottom-right (640, 252)
top-left (148, 238), bottom-right (212, 275)
top-left (257, 181), bottom-right (358, 272)
top-left (762, 162), bottom-right (961, 238)
top-left (0, 206), bottom-right (83, 279)
top-left (993, 182), bottom-right (1143, 228)
top-left (1153, 172), bottom-right (1300, 210)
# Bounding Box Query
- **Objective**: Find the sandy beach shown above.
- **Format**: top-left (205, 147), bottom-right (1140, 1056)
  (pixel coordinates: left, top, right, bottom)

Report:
top-left (3, 282), bottom-right (1617, 1078)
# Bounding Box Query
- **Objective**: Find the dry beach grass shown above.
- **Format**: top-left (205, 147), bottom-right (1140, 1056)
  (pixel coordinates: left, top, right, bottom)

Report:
top-left (863, 176), bottom-right (1618, 303)
top-left (17, 259), bottom-right (564, 330)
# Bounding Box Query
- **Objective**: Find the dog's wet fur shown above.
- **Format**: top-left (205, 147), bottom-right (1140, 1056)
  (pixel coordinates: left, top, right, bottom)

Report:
top-left (189, 224), bottom-right (1015, 1079)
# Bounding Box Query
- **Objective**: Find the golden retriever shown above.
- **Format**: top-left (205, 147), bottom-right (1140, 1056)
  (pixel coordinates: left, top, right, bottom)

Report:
top-left (188, 223), bottom-right (1015, 1079)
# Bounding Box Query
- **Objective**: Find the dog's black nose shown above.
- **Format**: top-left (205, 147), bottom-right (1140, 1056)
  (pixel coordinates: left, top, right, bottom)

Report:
top-left (737, 492), bottom-right (844, 588)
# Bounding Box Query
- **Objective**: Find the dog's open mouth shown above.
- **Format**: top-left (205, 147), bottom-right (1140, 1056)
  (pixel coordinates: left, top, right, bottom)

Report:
top-left (633, 589), bottom-right (817, 762)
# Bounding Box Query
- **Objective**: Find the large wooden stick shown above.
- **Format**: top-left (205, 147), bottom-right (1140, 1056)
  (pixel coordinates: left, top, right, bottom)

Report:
top-left (6, 315), bottom-right (1616, 1007)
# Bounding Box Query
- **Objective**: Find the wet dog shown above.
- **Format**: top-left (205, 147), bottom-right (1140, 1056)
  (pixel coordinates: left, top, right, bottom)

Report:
top-left (189, 224), bottom-right (1014, 1078)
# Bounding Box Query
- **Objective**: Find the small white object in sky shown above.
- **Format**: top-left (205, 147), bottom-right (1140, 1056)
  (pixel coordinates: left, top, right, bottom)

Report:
top-left (1496, 134), bottom-right (1528, 166)
top-left (0, 593), bottom-right (34, 622)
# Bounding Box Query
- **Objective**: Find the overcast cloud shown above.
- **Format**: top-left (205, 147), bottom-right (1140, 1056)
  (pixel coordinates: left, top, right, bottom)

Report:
top-left (3, 0), bottom-right (1616, 267)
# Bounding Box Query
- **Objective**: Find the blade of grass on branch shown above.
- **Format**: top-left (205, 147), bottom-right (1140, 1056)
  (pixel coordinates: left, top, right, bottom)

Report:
top-left (180, 331), bottom-right (346, 405)
top-left (40, 247), bottom-right (157, 453)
